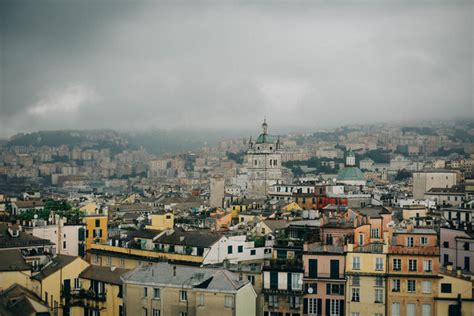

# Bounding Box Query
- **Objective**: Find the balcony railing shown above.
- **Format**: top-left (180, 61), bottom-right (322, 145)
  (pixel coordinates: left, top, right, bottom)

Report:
top-left (263, 259), bottom-right (304, 272)
top-left (63, 289), bottom-right (107, 302)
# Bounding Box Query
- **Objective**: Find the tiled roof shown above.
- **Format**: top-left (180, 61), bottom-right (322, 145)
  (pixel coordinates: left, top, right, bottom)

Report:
top-left (122, 263), bottom-right (248, 293)
top-left (80, 265), bottom-right (130, 285)
top-left (154, 229), bottom-right (222, 248)
top-left (0, 249), bottom-right (30, 271)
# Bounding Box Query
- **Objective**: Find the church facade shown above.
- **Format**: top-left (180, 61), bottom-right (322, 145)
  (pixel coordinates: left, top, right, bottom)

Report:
top-left (245, 120), bottom-right (283, 198)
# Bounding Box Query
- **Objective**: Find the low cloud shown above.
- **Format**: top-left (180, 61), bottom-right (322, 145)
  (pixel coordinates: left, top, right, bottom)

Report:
top-left (27, 84), bottom-right (98, 117)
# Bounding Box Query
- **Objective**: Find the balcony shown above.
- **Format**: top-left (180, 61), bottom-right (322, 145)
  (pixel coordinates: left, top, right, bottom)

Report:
top-left (263, 287), bottom-right (304, 295)
top-left (303, 273), bottom-right (345, 280)
top-left (263, 259), bottom-right (304, 272)
top-left (73, 289), bottom-right (107, 302)
top-left (90, 242), bottom-right (204, 263)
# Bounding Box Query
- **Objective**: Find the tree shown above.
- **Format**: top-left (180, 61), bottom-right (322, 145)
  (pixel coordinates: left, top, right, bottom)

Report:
top-left (395, 169), bottom-right (411, 181)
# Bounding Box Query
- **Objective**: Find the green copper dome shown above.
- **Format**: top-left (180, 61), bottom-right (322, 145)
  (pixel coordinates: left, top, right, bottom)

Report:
top-left (255, 134), bottom-right (274, 144)
top-left (337, 166), bottom-right (365, 181)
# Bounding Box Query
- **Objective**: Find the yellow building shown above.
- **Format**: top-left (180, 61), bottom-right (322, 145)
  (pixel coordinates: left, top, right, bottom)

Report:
top-left (0, 249), bottom-right (34, 290)
top-left (435, 268), bottom-right (474, 316)
top-left (83, 211), bottom-right (108, 250)
top-left (87, 242), bottom-right (204, 270)
top-left (145, 212), bottom-right (174, 231)
top-left (31, 255), bottom-right (90, 316)
top-left (345, 243), bottom-right (387, 316)
top-left (68, 265), bottom-right (130, 316)
top-left (122, 263), bottom-right (257, 316)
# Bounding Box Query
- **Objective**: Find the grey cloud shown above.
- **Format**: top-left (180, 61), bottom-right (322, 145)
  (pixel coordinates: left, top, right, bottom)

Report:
top-left (0, 0), bottom-right (472, 137)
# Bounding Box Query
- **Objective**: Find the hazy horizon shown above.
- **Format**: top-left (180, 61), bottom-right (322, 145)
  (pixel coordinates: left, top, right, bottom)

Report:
top-left (1, 0), bottom-right (473, 138)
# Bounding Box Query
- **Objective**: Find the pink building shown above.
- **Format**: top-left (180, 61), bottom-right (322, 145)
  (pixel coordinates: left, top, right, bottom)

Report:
top-left (302, 243), bottom-right (345, 316)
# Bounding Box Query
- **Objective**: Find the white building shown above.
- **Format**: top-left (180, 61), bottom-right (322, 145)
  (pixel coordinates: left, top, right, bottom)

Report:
top-left (25, 215), bottom-right (85, 256)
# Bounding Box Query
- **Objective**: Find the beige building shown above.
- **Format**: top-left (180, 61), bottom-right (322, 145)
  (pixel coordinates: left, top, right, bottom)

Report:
top-left (121, 263), bottom-right (257, 316)
top-left (210, 176), bottom-right (225, 208)
top-left (413, 170), bottom-right (457, 199)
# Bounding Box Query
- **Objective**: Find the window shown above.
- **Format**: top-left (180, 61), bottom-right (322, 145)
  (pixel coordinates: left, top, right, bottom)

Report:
top-left (95, 219), bottom-right (100, 227)
top-left (152, 309), bottom-right (160, 316)
top-left (352, 275), bottom-right (360, 286)
top-left (120, 258), bottom-right (125, 267)
top-left (227, 245), bottom-right (233, 254)
top-left (407, 280), bottom-right (416, 293)
top-left (326, 284), bottom-right (344, 295)
top-left (107, 256), bottom-right (112, 266)
top-left (422, 304), bottom-right (431, 316)
top-left (375, 258), bottom-right (383, 271)
top-left (198, 293), bottom-right (204, 306)
top-left (291, 273), bottom-right (301, 290)
top-left (420, 237), bottom-right (428, 245)
top-left (268, 295), bottom-right (278, 307)
top-left (352, 256), bottom-right (360, 270)
top-left (63, 240), bottom-right (67, 249)
top-left (248, 275), bottom-right (255, 285)
top-left (238, 245), bottom-right (243, 253)
top-left (423, 260), bottom-right (432, 272)
top-left (392, 279), bottom-right (400, 292)
top-left (307, 298), bottom-right (318, 314)
top-left (143, 287), bottom-right (148, 298)
top-left (443, 241), bottom-right (449, 248)
top-left (406, 237), bottom-right (414, 247)
top-left (250, 249), bottom-right (256, 256)
top-left (330, 299), bottom-right (340, 316)
top-left (93, 255), bottom-right (100, 264)
top-left (270, 271), bottom-right (278, 289)
top-left (371, 228), bottom-right (380, 238)
top-left (375, 276), bottom-right (383, 287)
top-left (422, 281), bottom-right (432, 293)
top-left (408, 259), bottom-right (417, 272)
top-left (180, 290), bottom-right (187, 301)
top-left (375, 289), bottom-right (383, 303)
top-left (74, 278), bottom-right (81, 289)
top-left (289, 296), bottom-right (300, 309)
top-left (224, 295), bottom-right (234, 308)
top-left (392, 302), bottom-right (400, 316)
top-left (407, 304), bottom-right (416, 316)
top-left (153, 288), bottom-right (160, 299)
top-left (393, 259), bottom-right (401, 271)
top-left (179, 313), bottom-right (187, 316)
top-left (351, 288), bottom-right (360, 302)
top-left (441, 283), bottom-right (452, 293)
top-left (463, 242), bottom-right (470, 251)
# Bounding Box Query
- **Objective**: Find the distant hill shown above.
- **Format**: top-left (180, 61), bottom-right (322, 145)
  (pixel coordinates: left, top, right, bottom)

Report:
top-left (6, 129), bottom-right (244, 155)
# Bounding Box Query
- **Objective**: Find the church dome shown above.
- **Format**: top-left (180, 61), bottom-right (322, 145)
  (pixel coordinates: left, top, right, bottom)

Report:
top-left (337, 166), bottom-right (365, 181)
top-left (255, 134), bottom-right (274, 144)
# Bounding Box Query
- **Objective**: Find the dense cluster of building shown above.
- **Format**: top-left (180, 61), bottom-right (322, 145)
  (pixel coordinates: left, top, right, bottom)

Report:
top-left (0, 120), bottom-right (473, 315)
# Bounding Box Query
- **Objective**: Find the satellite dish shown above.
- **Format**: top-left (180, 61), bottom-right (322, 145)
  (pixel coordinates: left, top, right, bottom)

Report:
top-left (308, 287), bottom-right (313, 294)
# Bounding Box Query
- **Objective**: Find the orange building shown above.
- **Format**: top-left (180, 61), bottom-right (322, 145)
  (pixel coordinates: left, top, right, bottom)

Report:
top-left (387, 225), bottom-right (440, 316)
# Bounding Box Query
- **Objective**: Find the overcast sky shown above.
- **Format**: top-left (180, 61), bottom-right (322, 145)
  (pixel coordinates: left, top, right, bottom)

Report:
top-left (0, 0), bottom-right (472, 137)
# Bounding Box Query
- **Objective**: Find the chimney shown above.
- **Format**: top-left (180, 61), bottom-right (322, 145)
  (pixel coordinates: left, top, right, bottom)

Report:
top-left (173, 266), bottom-right (176, 277)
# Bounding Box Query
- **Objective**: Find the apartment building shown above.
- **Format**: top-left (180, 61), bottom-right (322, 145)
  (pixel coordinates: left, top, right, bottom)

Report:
top-left (122, 263), bottom-right (256, 316)
top-left (387, 227), bottom-right (439, 316)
